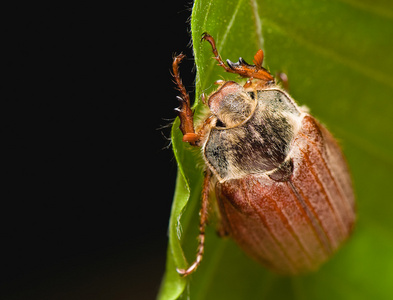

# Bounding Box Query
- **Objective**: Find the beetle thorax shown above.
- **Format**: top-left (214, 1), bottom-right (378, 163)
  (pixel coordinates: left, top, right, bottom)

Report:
top-left (203, 84), bottom-right (303, 182)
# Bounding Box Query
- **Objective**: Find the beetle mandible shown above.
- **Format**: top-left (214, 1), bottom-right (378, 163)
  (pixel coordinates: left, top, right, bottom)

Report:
top-left (172, 33), bottom-right (356, 276)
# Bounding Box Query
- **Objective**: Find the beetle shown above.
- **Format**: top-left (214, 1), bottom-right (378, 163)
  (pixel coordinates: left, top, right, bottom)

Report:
top-left (172, 32), bottom-right (356, 276)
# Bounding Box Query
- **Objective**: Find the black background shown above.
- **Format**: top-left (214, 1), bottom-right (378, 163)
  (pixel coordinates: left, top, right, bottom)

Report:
top-left (3, 2), bottom-right (196, 299)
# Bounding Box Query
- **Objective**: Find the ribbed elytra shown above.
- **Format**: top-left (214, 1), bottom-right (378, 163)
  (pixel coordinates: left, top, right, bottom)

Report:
top-left (171, 32), bottom-right (356, 276)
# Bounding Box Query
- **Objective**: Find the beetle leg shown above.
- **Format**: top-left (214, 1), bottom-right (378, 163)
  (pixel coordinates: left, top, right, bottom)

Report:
top-left (172, 54), bottom-right (200, 145)
top-left (202, 32), bottom-right (274, 85)
top-left (243, 77), bottom-right (254, 88)
top-left (177, 169), bottom-right (212, 276)
top-left (201, 32), bottom-right (233, 73)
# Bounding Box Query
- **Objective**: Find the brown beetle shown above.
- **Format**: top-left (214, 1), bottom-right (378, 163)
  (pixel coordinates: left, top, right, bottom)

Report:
top-left (172, 33), bottom-right (356, 276)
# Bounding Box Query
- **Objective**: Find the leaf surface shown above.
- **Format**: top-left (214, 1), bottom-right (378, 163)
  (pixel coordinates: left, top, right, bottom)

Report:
top-left (159, 0), bottom-right (393, 299)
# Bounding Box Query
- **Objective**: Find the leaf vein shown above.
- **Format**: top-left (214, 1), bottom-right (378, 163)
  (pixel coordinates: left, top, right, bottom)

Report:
top-left (250, 0), bottom-right (264, 50)
top-left (264, 19), bottom-right (393, 89)
top-left (217, 0), bottom-right (245, 50)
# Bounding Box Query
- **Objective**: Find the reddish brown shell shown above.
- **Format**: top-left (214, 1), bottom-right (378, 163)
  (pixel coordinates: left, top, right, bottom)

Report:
top-left (216, 115), bottom-right (356, 275)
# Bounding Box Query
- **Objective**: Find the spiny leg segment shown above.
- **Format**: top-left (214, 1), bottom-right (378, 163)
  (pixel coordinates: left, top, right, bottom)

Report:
top-left (172, 54), bottom-right (199, 144)
top-left (177, 170), bottom-right (212, 276)
top-left (201, 32), bottom-right (274, 86)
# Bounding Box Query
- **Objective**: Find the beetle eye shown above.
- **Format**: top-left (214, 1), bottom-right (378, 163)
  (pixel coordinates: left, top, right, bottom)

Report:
top-left (247, 91), bottom-right (255, 100)
top-left (215, 118), bottom-right (226, 128)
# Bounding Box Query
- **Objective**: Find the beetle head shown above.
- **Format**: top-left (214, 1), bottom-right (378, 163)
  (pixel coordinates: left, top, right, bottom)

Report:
top-left (208, 81), bottom-right (256, 128)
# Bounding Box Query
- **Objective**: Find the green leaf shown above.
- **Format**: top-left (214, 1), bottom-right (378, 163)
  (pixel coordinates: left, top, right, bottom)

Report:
top-left (159, 0), bottom-right (393, 299)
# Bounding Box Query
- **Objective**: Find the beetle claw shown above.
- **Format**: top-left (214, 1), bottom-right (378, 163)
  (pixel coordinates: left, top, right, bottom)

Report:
top-left (176, 259), bottom-right (200, 277)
